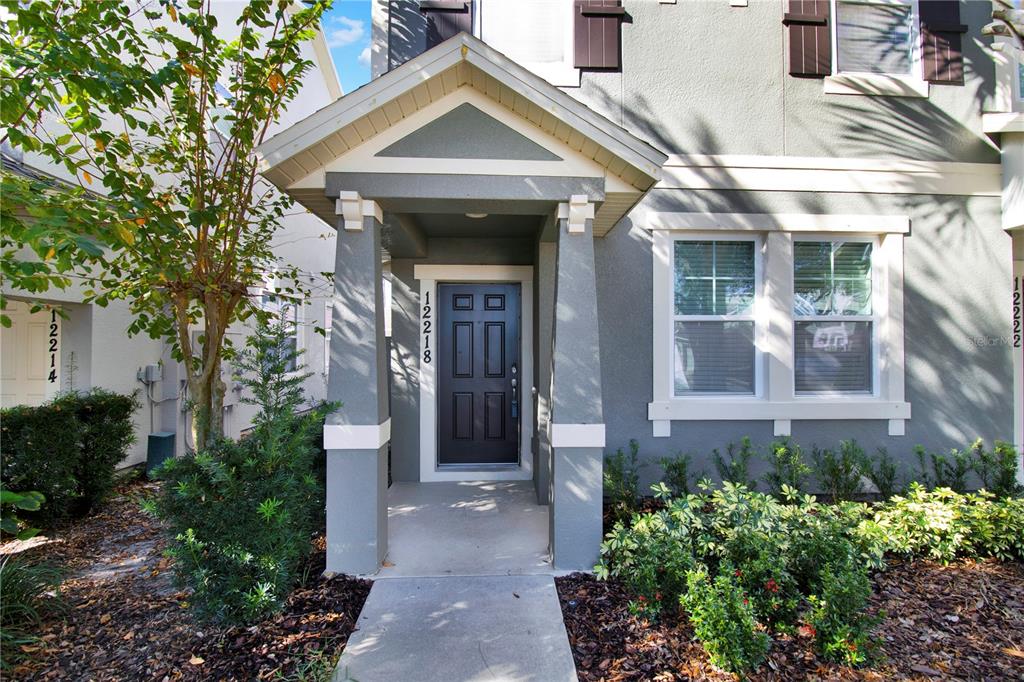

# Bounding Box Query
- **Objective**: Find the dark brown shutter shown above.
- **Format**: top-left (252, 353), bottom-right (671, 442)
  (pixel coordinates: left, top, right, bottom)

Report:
top-left (919, 0), bottom-right (967, 85)
top-left (420, 1), bottom-right (473, 51)
top-left (783, 0), bottom-right (831, 78)
top-left (573, 0), bottom-right (624, 69)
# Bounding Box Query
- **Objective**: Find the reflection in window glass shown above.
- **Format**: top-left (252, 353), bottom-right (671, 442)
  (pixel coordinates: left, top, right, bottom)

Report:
top-left (793, 241), bottom-right (873, 394)
top-left (835, 1), bottom-right (914, 76)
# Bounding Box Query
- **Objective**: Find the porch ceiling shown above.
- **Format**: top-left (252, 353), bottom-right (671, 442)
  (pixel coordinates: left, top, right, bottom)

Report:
top-left (256, 33), bottom-right (667, 237)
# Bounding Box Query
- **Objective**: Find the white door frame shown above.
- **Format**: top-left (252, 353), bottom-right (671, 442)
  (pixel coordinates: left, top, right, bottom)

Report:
top-left (414, 264), bottom-right (534, 482)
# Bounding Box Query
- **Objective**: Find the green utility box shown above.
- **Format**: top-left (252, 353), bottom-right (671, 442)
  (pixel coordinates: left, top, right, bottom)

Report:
top-left (146, 431), bottom-right (176, 477)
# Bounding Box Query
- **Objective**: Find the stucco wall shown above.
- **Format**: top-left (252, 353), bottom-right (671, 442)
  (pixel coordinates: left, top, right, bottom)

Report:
top-left (598, 189), bottom-right (1011, 490)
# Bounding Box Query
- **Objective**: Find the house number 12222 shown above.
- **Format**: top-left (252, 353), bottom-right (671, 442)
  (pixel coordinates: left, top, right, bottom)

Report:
top-left (422, 291), bottom-right (432, 364)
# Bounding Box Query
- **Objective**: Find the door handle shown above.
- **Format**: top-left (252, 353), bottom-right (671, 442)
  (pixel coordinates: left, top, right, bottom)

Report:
top-left (510, 362), bottom-right (519, 419)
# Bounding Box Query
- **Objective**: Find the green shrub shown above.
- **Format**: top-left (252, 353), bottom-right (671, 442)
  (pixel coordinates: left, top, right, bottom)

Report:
top-left (762, 438), bottom-right (810, 500)
top-left (865, 484), bottom-right (1024, 563)
top-left (0, 390), bottom-right (138, 523)
top-left (0, 555), bottom-right (63, 670)
top-left (914, 445), bottom-right (972, 493)
top-left (0, 403), bottom-right (83, 524)
top-left (0, 485), bottom-right (45, 540)
top-left (150, 321), bottom-right (333, 624)
top-left (858, 447), bottom-right (900, 500)
top-left (812, 440), bottom-right (863, 501)
top-left (53, 389), bottom-right (139, 514)
top-left (604, 439), bottom-right (642, 522)
top-left (597, 511), bottom-right (695, 620)
top-left (806, 552), bottom-right (878, 667)
top-left (681, 564), bottom-right (770, 675)
top-left (659, 452), bottom-right (695, 497)
top-left (713, 437), bottom-right (758, 490)
top-left (974, 440), bottom-right (1022, 498)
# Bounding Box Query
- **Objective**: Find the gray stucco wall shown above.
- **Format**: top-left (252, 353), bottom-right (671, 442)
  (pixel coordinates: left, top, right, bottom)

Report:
top-left (571, 0), bottom-right (998, 164)
top-left (598, 189), bottom-right (1012, 491)
top-left (389, 236), bottom-right (537, 482)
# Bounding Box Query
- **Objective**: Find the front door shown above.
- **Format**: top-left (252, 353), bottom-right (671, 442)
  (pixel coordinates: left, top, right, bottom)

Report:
top-left (437, 283), bottom-right (521, 466)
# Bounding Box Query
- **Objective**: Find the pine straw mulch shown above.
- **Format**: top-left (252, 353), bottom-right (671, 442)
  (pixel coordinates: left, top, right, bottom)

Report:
top-left (1, 479), bottom-right (371, 681)
top-left (556, 559), bottom-right (1024, 681)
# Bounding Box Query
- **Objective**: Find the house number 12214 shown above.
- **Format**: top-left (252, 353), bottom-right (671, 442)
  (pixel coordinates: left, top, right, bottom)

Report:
top-left (422, 291), bottom-right (432, 364)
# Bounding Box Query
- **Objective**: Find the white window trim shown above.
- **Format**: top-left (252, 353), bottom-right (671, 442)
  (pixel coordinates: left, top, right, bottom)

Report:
top-left (413, 264), bottom-right (534, 483)
top-left (669, 233), bottom-right (765, 399)
top-left (649, 214), bottom-right (910, 439)
top-left (824, 0), bottom-right (929, 98)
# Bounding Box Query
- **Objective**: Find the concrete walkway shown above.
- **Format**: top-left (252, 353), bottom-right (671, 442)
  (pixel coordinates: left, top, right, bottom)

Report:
top-left (333, 575), bottom-right (577, 682)
top-left (378, 481), bottom-right (551, 578)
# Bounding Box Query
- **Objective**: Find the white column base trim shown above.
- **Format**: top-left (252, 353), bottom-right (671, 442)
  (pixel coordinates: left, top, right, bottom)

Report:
top-left (652, 419), bottom-right (670, 438)
top-left (324, 419), bottom-right (391, 450)
top-left (551, 423), bottom-right (606, 448)
top-left (773, 419), bottom-right (791, 437)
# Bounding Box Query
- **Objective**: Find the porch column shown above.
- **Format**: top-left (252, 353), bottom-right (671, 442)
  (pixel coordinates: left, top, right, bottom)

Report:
top-left (549, 196), bottom-right (605, 570)
top-left (325, 192), bottom-right (389, 575)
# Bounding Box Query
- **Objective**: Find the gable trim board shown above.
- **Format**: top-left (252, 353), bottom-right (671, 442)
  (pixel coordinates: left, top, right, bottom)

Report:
top-left (413, 264), bottom-right (535, 483)
top-left (256, 32), bottom-right (667, 193)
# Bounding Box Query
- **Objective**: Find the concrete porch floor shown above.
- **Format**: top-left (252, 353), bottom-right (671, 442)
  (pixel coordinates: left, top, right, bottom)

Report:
top-left (375, 481), bottom-right (552, 578)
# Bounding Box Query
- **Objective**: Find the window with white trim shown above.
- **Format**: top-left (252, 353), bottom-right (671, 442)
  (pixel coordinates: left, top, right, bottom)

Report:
top-left (793, 239), bottom-right (876, 395)
top-left (672, 238), bottom-right (759, 395)
top-left (833, 0), bottom-right (919, 78)
top-left (260, 293), bottom-right (300, 373)
top-left (648, 218), bottom-right (909, 436)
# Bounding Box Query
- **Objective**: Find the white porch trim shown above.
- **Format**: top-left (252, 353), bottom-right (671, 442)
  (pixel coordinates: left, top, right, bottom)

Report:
top-left (324, 419), bottom-right (392, 450)
top-left (550, 423), bottom-right (606, 448)
top-left (413, 264), bottom-right (534, 483)
top-left (658, 154), bottom-right (1000, 197)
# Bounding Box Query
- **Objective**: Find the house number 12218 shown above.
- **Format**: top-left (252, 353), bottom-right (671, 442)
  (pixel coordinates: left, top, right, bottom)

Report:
top-left (422, 291), bottom-right (432, 364)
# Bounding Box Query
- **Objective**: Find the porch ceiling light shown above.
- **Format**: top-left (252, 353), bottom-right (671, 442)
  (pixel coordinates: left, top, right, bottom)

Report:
top-left (465, 212), bottom-right (488, 219)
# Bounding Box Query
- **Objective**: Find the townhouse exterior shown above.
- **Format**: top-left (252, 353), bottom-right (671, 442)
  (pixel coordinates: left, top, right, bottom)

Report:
top-left (255, 0), bottom-right (1024, 574)
top-left (1, 4), bottom-right (343, 465)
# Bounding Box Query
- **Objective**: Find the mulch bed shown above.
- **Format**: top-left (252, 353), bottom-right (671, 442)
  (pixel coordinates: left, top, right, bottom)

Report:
top-left (557, 559), bottom-right (1024, 681)
top-left (2, 480), bottom-right (371, 681)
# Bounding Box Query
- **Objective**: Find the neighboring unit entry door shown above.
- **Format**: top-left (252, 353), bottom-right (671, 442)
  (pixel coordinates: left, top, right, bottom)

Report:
top-left (437, 283), bottom-right (521, 466)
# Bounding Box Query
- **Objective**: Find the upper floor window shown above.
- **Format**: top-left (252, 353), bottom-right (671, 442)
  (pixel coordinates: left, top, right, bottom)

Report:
top-left (834, 0), bottom-right (918, 77)
top-left (793, 240), bottom-right (876, 395)
top-left (672, 239), bottom-right (759, 396)
top-left (480, 0), bottom-right (579, 86)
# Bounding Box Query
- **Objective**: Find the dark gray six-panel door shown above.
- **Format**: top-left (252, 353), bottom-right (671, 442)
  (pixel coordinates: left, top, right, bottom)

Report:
top-left (437, 283), bottom-right (520, 465)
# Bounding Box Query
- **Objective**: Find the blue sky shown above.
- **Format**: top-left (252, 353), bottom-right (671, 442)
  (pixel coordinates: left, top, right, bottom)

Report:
top-left (323, 0), bottom-right (372, 94)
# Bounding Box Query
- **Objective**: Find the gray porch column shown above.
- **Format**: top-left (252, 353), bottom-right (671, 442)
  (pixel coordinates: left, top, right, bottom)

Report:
top-left (549, 196), bottom-right (605, 571)
top-left (324, 192), bottom-right (389, 575)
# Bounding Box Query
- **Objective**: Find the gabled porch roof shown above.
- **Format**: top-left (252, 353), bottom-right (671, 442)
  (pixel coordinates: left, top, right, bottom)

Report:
top-left (256, 33), bottom-right (667, 236)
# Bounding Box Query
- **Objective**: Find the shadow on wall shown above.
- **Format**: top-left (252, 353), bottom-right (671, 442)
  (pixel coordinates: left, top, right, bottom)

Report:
top-left (588, 94), bottom-right (1009, 484)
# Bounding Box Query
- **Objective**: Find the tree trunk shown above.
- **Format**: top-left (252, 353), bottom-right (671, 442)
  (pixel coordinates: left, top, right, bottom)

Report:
top-left (189, 356), bottom-right (226, 452)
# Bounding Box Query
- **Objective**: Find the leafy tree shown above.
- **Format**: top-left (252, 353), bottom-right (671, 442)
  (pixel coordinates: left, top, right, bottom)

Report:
top-left (1, 0), bottom-right (332, 449)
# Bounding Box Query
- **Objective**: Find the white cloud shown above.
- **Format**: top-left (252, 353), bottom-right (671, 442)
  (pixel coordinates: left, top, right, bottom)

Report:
top-left (326, 16), bottom-right (365, 48)
top-left (358, 46), bottom-right (371, 67)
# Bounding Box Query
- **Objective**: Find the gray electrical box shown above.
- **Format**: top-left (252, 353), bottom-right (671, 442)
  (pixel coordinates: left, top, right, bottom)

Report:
top-left (146, 431), bottom-right (176, 477)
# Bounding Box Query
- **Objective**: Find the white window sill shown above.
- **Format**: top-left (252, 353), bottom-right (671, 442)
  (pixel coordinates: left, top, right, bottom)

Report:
top-left (824, 74), bottom-right (929, 98)
top-left (648, 398), bottom-right (910, 436)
